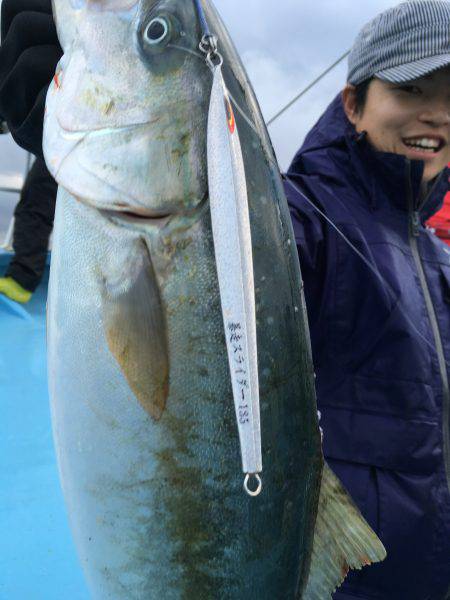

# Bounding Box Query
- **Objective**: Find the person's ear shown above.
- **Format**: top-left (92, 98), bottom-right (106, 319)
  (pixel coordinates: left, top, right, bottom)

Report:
top-left (342, 85), bottom-right (359, 125)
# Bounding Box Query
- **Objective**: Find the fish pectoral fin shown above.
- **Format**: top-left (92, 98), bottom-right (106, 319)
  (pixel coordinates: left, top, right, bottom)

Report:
top-left (303, 461), bottom-right (386, 599)
top-left (101, 240), bottom-right (169, 421)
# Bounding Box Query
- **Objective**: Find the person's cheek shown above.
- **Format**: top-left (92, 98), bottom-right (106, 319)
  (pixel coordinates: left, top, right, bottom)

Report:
top-left (380, 127), bottom-right (397, 154)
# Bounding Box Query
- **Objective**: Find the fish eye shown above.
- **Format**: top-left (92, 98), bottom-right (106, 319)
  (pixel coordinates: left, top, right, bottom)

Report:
top-left (139, 13), bottom-right (181, 58)
top-left (144, 17), bottom-right (170, 45)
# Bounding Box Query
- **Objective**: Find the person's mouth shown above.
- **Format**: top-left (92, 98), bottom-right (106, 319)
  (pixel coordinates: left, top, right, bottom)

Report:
top-left (402, 135), bottom-right (447, 158)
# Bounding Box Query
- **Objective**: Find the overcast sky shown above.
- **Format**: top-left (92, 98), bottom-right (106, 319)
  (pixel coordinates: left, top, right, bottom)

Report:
top-left (0, 0), bottom-right (399, 237)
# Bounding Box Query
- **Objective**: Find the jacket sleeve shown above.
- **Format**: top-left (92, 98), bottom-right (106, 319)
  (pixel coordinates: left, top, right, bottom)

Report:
top-left (0, 0), bottom-right (62, 158)
top-left (283, 174), bottom-right (328, 330)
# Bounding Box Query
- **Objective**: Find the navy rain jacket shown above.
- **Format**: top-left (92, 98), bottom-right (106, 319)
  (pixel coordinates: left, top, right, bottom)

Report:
top-left (284, 95), bottom-right (450, 600)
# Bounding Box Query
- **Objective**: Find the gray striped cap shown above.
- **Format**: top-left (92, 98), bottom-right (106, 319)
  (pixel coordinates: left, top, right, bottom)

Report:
top-left (348, 0), bottom-right (450, 85)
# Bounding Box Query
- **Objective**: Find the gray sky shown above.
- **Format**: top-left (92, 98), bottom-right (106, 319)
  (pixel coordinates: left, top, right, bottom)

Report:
top-left (0, 0), bottom-right (398, 238)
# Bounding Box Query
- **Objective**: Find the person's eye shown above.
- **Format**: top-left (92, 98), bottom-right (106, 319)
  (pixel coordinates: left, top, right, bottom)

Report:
top-left (397, 85), bottom-right (422, 95)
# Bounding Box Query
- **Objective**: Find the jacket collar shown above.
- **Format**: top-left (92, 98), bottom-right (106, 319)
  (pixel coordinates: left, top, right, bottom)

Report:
top-left (289, 94), bottom-right (449, 220)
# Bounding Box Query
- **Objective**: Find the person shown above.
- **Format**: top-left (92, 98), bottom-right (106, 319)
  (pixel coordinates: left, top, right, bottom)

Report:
top-left (284, 2), bottom-right (450, 599)
top-left (0, 156), bottom-right (57, 303)
top-left (0, 0), bottom-right (449, 598)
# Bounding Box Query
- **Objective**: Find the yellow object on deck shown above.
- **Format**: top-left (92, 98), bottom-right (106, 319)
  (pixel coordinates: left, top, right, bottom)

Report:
top-left (0, 276), bottom-right (32, 304)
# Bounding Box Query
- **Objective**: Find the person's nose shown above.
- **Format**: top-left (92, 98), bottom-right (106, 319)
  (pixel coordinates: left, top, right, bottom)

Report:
top-left (418, 96), bottom-right (450, 128)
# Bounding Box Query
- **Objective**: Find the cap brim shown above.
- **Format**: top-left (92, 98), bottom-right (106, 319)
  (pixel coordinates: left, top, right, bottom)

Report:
top-left (376, 53), bottom-right (450, 83)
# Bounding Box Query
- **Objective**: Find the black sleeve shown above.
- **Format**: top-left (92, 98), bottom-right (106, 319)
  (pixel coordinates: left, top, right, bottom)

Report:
top-left (0, 0), bottom-right (63, 158)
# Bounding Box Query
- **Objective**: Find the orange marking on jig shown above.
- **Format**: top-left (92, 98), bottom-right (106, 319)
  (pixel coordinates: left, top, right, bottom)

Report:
top-left (224, 96), bottom-right (235, 134)
top-left (53, 72), bottom-right (61, 89)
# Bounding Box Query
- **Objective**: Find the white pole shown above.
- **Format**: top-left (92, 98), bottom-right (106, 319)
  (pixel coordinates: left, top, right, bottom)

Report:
top-left (1, 216), bottom-right (14, 251)
top-left (0, 152), bottom-right (32, 250)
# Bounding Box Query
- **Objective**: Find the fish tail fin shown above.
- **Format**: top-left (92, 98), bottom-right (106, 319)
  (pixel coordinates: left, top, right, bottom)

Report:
top-left (303, 461), bottom-right (386, 599)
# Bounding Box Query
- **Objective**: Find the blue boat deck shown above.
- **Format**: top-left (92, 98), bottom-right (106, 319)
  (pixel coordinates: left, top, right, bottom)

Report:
top-left (0, 251), bottom-right (89, 599)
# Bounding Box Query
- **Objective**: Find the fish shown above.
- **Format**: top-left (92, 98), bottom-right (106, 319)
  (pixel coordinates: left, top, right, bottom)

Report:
top-left (43, 0), bottom-right (386, 598)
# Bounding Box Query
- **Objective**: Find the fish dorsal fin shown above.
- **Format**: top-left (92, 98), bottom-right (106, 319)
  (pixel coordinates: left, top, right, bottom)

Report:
top-left (101, 239), bottom-right (169, 421)
top-left (303, 462), bottom-right (386, 599)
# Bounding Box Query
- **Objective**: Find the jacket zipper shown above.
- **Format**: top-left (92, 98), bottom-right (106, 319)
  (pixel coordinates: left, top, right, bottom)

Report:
top-left (406, 161), bottom-right (450, 493)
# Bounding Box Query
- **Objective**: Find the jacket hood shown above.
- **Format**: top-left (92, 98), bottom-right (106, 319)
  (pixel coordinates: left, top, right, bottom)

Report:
top-left (288, 94), bottom-right (449, 221)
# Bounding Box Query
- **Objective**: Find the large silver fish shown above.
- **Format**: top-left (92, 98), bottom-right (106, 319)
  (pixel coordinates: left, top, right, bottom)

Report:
top-left (43, 0), bottom-right (385, 598)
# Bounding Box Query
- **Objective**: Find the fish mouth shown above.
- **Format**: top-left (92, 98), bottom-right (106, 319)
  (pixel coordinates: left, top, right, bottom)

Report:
top-left (71, 193), bottom-right (175, 225)
top-left (98, 194), bottom-right (210, 230)
top-left (120, 211), bottom-right (172, 220)
top-left (55, 118), bottom-right (156, 137)
top-left (102, 205), bottom-right (174, 223)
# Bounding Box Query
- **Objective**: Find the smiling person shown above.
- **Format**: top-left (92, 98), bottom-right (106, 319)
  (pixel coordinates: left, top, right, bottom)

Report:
top-left (285, 1), bottom-right (450, 599)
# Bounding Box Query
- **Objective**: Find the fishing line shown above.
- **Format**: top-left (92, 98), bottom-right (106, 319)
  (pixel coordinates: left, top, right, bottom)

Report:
top-left (284, 176), bottom-right (450, 368)
top-left (267, 50), bottom-right (351, 126)
top-left (168, 43), bottom-right (204, 60)
top-left (192, 0), bottom-right (213, 39)
top-left (168, 43), bottom-right (272, 153)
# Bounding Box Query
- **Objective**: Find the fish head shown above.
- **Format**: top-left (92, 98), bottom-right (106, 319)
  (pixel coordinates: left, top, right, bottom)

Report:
top-left (45, 0), bottom-right (212, 217)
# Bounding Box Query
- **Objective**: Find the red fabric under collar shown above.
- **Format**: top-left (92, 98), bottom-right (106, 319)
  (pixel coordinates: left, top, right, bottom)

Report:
top-left (427, 176), bottom-right (450, 247)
